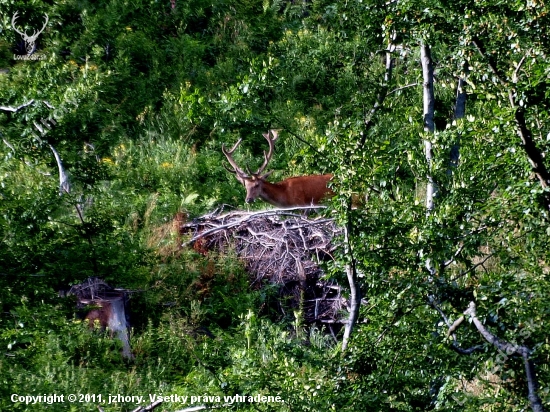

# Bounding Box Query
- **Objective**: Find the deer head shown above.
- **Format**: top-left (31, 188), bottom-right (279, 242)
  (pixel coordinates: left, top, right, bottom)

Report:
top-left (12, 12), bottom-right (49, 55)
top-left (222, 130), bottom-right (279, 204)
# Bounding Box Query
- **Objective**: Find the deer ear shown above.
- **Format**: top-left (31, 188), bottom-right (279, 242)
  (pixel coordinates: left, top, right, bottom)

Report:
top-left (260, 170), bottom-right (274, 179)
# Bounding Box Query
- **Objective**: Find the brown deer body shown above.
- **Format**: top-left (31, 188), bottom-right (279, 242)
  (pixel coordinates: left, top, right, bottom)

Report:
top-left (223, 130), bottom-right (334, 207)
top-left (245, 174), bottom-right (334, 207)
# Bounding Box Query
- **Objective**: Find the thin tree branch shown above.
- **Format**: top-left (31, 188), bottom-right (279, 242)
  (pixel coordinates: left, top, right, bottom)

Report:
top-left (451, 251), bottom-right (497, 281)
top-left (447, 315), bottom-right (465, 336)
top-left (513, 52), bottom-right (530, 84)
top-left (428, 296), bottom-right (484, 355)
top-left (359, 41), bottom-right (394, 148)
top-left (464, 301), bottom-right (545, 412)
top-left (387, 82), bottom-right (418, 96)
top-left (448, 64), bottom-right (468, 174)
top-left (2, 139), bottom-right (16, 151)
top-left (450, 342), bottom-right (485, 355)
top-left (473, 39), bottom-right (550, 210)
top-left (270, 119), bottom-right (327, 161)
top-left (442, 243), bottom-right (465, 268)
top-left (464, 302), bottom-right (527, 356)
top-left (513, 108), bottom-right (550, 193)
top-left (0, 99), bottom-right (35, 112)
top-left (472, 39), bottom-right (507, 86)
top-left (428, 295), bottom-right (452, 328)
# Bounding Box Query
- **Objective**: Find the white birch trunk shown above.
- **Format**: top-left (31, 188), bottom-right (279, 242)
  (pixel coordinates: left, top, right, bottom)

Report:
top-left (421, 44), bottom-right (435, 212)
top-left (341, 221), bottom-right (360, 351)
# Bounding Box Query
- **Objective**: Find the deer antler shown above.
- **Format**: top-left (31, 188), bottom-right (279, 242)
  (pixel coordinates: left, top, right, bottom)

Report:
top-left (29, 14), bottom-right (49, 41)
top-left (222, 138), bottom-right (248, 177)
top-left (11, 12), bottom-right (25, 37)
top-left (256, 129), bottom-right (280, 175)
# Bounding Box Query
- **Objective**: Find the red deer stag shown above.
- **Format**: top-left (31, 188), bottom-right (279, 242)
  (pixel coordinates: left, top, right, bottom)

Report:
top-left (222, 130), bottom-right (334, 207)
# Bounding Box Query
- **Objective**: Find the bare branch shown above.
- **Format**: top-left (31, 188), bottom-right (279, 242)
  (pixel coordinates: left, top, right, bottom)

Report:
top-left (2, 139), bottom-right (15, 151)
top-left (0, 99), bottom-right (35, 113)
top-left (513, 51), bottom-right (530, 84)
top-left (342, 210), bottom-right (360, 351)
top-left (464, 302), bottom-right (526, 356)
top-left (130, 400), bottom-right (163, 412)
top-left (42, 100), bottom-right (55, 109)
top-left (387, 82), bottom-right (418, 96)
top-left (451, 251), bottom-right (497, 281)
top-left (446, 315), bottom-right (465, 336)
top-left (463, 301), bottom-right (545, 412)
top-left (442, 243), bottom-right (465, 268)
top-left (429, 296), bottom-right (483, 355)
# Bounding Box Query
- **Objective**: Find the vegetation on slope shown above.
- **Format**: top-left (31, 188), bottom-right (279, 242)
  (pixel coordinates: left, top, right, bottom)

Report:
top-left (0, 0), bottom-right (549, 411)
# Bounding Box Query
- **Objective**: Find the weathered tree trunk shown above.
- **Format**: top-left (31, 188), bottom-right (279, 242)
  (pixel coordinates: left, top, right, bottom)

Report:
top-left (341, 217), bottom-right (360, 351)
top-left (448, 66), bottom-right (467, 172)
top-left (513, 107), bottom-right (550, 193)
top-left (108, 298), bottom-right (133, 359)
top-left (85, 297), bottom-right (133, 359)
top-left (421, 44), bottom-right (436, 212)
top-left (342, 40), bottom-right (394, 349)
top-left (49, 144), bottom-right (70, 195)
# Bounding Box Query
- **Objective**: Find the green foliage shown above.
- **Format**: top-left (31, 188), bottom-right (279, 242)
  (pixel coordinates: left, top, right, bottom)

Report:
top-left (1, 0), bottom-right (550, 411)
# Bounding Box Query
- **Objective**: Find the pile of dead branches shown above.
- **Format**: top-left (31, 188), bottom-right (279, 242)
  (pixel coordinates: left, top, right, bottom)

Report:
top-left (181, 206), bottom-right (348, 326)
top-left (68, 277), bottom-right (125, 302)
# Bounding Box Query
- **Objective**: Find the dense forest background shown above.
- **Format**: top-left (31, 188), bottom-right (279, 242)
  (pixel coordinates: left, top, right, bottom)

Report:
top-left (1, 0), bottom-right (549, 411)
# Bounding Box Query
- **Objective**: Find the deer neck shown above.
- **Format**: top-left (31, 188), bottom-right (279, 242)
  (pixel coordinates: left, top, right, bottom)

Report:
top-left (258, 180), bottom-right (290, 207)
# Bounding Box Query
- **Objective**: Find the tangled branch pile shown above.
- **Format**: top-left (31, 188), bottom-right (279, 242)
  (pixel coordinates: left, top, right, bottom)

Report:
top-left (68, 277), bottom-right (127, 302)
top-left (182, 207), bottom-right (348, 326)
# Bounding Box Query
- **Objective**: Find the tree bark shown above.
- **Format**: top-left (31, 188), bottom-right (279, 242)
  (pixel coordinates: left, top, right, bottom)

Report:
top-left (513, 107), bottom-right (550, 192)
top-left (342, 210), bottom-right (360, 351)
top-left (448, 67), bottom-right (468, 172)
top-left (421, 43), bottom-right (436, 212)
top-left (342, 38), bottom-right (395, 348)
top-left (472, 38), bottom-right (550, 212)
top-left (49, 144), bottom-right (70, 195)
top-left (464, 302), bottom-right (545, 412)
